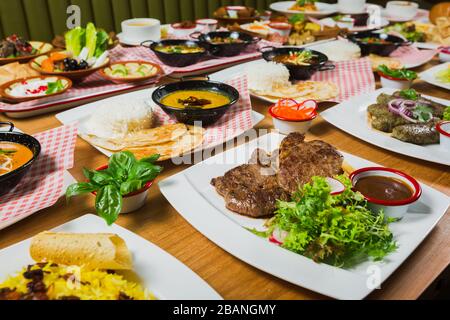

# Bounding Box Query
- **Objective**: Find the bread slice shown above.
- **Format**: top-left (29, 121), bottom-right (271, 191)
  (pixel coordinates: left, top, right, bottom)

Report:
top-left (30, 232), bottom-right (133, 270)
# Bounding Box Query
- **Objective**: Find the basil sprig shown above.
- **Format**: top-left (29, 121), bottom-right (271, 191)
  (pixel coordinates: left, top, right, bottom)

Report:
top-left (66, 151), bottom-right (163, 225)
top-left (46, 79), bottom-right (65, 94)
top-left (377, 64), bottom-right (417, 81)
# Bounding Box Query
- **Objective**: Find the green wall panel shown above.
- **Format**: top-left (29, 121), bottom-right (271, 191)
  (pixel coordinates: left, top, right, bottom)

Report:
top-left (163, 0), bottom-right (180, 23)
top-left (207, 0), bottom-right (221, 16)
top-left (179, 0), bottom-right (194, 21)
top-left (147, 0), bottom-right (165, 21)
top-left (47, 0), bottom-right (70, 37)
top-left (0, 0), bottom-right (29, 39)
top-left (91, 0), bottom-right (115, 32)
top-left (70, 0), bottom-right (94, 26)
top-left (111, 0), bottom-right (132, 32)
top-left (130, 0), bottom-right (148, 17)
top-left (193, 0), bottom-right (208, 19)
top-left (23, 0), bottom-right (54, 41)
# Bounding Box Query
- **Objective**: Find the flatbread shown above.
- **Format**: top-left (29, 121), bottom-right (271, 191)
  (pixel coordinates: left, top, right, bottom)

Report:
top-left (30, 232), bottom-right (133, 270)
top-left (126, 126), bottom-right (205, 161)
top-left (252, 81), bottom-right (339, 102)
top-left (0, 62), bottom-right (40, 85)
top-left (80, 123), bottom-right (189, 151)
top-left (369, 54), bottom-right (403, 71)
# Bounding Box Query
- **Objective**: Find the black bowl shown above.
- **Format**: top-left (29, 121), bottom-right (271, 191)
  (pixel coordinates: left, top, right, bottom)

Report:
top-left (152, 79), bottom-right (239, 127)
top-left (350, 13), bottom-right (370, 27)
top-left (261, 47), bottom-right (334, 81)
top-left (0, 122), bottom-right (41, 196)
top-left (347, 31), bottom-right (411, 57)
top-left (142, 39), bottom-right (207, 67)
top-left (192, 31), bottom-right (259, 57)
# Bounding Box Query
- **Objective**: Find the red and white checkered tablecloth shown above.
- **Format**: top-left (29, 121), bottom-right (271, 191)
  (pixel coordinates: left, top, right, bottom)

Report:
top-left (0, 124), bottom-right (78, 230)
top-left (152, 74), bottom-right (253, 148)
top-left (0, 46), bottom-right (172, 113)
top-left (311, 57), bottom-right (375, 102)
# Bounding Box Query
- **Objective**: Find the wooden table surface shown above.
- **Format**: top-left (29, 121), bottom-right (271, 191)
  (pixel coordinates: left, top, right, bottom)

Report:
top-left (0, 59), bottom-right (449, 300)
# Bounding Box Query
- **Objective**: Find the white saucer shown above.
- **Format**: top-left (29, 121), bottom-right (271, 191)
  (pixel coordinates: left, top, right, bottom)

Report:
top-left (117, 33), bottom-right (157, 46)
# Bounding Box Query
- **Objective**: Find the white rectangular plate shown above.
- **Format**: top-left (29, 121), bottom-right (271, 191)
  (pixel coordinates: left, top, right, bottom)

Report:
top-left (0, 214), bottom-right (221, 300)
top-left (321, 88), bottom-right (450, 166)
top-left (56, 88), bottom-right (265, 158)
top-left (420, 62), bottom-right (450, 91)
top-left (159, 132), bottom-right (450, 300)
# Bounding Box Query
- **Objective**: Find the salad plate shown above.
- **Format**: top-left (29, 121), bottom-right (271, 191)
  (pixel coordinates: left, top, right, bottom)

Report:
top-left (0, 76), bottom-right (72, 103)
top-left (420, 62), bottom-right (450, 91)
top-left (321, 88), bottom-right (450, 166)
top-left (270, 1), bottom-right (338, 18)
top-left (0, 214), bottom-right (222, 300)
top-left (159, 132), bottom-right (450, 300)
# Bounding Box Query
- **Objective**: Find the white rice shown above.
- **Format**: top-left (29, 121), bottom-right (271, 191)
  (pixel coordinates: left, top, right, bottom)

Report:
top-left (84, 98), bottom-right (154, 139)
top-left (310, 39), bottom-right (361, 62)
top-left (245, 60), bottom-right (291, 93)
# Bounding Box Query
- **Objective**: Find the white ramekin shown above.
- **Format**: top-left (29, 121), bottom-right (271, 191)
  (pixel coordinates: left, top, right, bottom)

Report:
top-left (379, 73), bottom-right (413, 90)
top-left (436, 121), bottom-right (450, 153)
top-left (196, 19), bottom-right (218, 32)
top-left (385, 1), bottom-right (418, 20)
top-left (269, 101), bottom-right (318, 135)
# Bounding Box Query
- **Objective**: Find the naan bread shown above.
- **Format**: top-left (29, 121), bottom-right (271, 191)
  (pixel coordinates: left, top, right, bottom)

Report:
top-left (126, 126), bottom-right (205, 161)
top-left (0, 62), bottom-right (40, 85)
top-left (80, 123), bottom-right (189, 151)
top-left (369, 54), bottom-right (403, 71)
top-left (252, 81), bottom-right (339, 102)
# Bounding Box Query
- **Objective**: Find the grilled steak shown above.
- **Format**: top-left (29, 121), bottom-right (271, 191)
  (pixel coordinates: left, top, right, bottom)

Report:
top-left (368, 103), bottom-right (409, 132)
top-left (211, 133), bottom-right (343, 217)
top-left (211, 148), bottom-right (289, 218)
top-left (277, 133), bottom-right (344, 193)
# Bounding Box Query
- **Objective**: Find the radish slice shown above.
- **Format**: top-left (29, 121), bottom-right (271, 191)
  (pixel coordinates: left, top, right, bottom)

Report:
top-left (326, 177), bottom-right (345, 195)
top-left (270, 228), bottom-right (288, 245)
top-left (78, 47), bottom-right (89, 61)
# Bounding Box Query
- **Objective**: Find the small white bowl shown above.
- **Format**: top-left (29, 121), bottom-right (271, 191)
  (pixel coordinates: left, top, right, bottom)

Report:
top-left (94, 165), bottom-right (153, 214)
top-left (268, 22), bottom-right (292, 38)
top-left (379, 72), bottom-right (413, 90)
top-left (196, 19), bottom-right (218, 32)
top-left (121, 18), bottom-right (161, 43)
top-left (171, 22), bottom-right (197, 38)
top-left (385, 1), bottom-right (418, 20)
top-left (336, 17), bottom-right (355, 30)
top-left (350, 167), bottom-right (422, 220)
top-left (436, 121), bottom-right (450, 153)
top-left (439, 48), bottom-right (450, 63)
top-left (269, 100), bottom-right (318, 135)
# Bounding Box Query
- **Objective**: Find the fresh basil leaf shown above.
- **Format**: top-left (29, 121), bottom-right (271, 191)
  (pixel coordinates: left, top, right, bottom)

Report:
top-left (95, 185), bottom-right (122, 226)
top-left (140, 154), bottom-right (160, 164)
top-left (120, 180), bottom-right (143, 196)
top-left (109, 151), bottom-right (136, 180)
top-left (83, 167), bottom-right (97, 180)
top-left (91, 169), bottom-right (115, 186)
top-left (66, 182), bottom-right (98, 201)
top-left (129, 162), bottom-right (162, 182)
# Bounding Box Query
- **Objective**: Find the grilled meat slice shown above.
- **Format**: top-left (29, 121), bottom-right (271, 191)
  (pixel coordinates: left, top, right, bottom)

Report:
top-left (391, 120), bottom-right (440, 145)
top-left (0, 40), bottom-right (15, 58)
top-left (277, 133), bottom-right (344, 193)
top-left (368, 103), bottom-right (409, 132)
top-left (211, 149), bottom-right (289, 218)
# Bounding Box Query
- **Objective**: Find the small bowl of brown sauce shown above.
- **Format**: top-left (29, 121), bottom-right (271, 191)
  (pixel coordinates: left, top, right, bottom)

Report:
top-left (349, 167), bottom-right (422, 219)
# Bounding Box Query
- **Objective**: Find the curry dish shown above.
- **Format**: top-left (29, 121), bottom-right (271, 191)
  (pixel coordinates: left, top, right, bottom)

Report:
top-left (161, 90), bottom-right (231, 109)
top-left (0, 142), bottom-right (33, 176)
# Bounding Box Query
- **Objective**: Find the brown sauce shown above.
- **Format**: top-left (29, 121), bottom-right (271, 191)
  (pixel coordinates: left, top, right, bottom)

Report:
top-left (354, 175), bottom-right (413, 201)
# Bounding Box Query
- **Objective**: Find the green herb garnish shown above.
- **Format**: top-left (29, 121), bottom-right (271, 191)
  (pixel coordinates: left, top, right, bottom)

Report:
top-left (399, 89), bottom-right (419, 101)
top-left (443, 106), bottom-right (450, 121)
top-left (289, 13), bottom-right (305, 24)
top-left (0, 149), bottom-right (16, 155)
top-left (297, 0), bottom-right (317, 6)
top-left (252, 176), bottom-right (397, 268)
top-left (66, 151), bottom-right (163, 225)
top-left (45, 79), bottom-right (65, 95)
top-left (413, 104), bottom-right (434, 122)
top-left (378, 64), bottom-right (417, 81)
